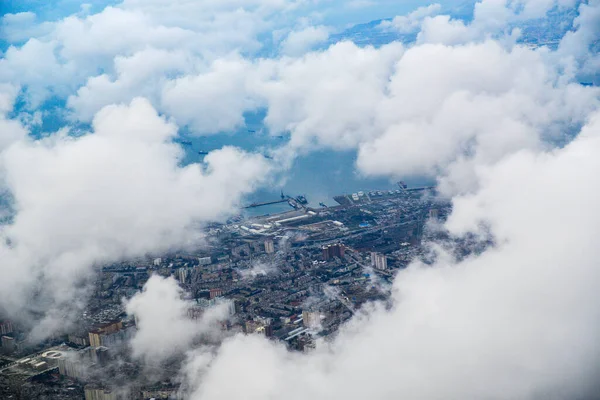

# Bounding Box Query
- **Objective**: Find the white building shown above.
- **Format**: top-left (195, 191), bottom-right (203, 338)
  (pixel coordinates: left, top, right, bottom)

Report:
top-left (264, 238), bottom-right (275, 254)
top-left (302, 310), bottom-right (321, 330)
top-left (198, 256), bottom-right (212, 265)
top-left (371, 252), bottom-right (388, 271)
top-left (176, 268), bottom-right (188, 284)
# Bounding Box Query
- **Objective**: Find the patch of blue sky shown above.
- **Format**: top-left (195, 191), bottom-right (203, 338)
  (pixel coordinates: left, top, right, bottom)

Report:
top-left (1, 0), bottom-right (117, 21)
top-left (310, 0), bottom-right (472, 28)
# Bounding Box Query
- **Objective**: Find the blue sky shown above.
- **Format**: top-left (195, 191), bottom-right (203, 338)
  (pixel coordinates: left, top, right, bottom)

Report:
top-left (1, 0), bottom-right (472, 28)
top-left (317, 0), bottom-right (471, 26)
top-left (1, 0), bottom-right (115, 19)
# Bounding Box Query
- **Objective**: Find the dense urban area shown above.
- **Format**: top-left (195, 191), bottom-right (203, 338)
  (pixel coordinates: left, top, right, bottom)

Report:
top-left (0, 184), bottom-right (464, 399)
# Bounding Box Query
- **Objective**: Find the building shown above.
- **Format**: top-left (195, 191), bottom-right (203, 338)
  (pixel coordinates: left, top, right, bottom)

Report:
top-left (57, 348), bottom-right (100, 380)
top-left (244, 320), bottom-right (260, 334)
top-left (322, 244), bottom-right (345, 261)
top-left (0, 320), bottom-right (13, 335)
top-left (264, 324), bottom-right (274, 337)
top-left (176, 267), bottom-right (189, 284)
top-left (302, 310), bottom-right (321, 329)
top-left (209, 288), bottom-right (223, 299)
top-left (88, 331), bottom-right (102, 348)
top-left (141, 387), bottom-right (177, 399)
top-left (84, 386), bottom-right (118, 400)
top-left (89, 346), bottom-right (110, 364)
top-left (68, 332), bottom-right (90, 347)
top-left (198, 256), bottom-right (212, 265)
top-left (99, 327), bottom-right (135, 348)
top-left (371, 252), bottom-right (388, 271)
top-left (88, 320), bottom-right (133, 348)
top-left (188, 298), bottom-right (235, 320)
top-left (58, 355), bottom-right (88, 380)
top-left (429, 208), bottom-right (440, 221)
top-left (264, 238), bottom-right (275, 254)
top-left (245, 320), bottom-right (273, 337)
top-left (298, 335), bottom-right (316, 353)
top-left (1, 335), bottom-right (16, 354)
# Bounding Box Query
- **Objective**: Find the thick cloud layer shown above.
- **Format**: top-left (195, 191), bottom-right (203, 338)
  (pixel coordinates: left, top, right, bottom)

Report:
top-left (0, 0), bottom-right (306, 107)
top-left (2, 1), bottom-right (595, 201)
top-left (1, 0), bottom-right (599, 398)
top-left (0, 84), bottom-right (28, 151)
top-left (57, 2), bottom-right (598, 197)
top-left (180, 111), bottom-right (600, 400)
top-left (0, 98), bottom-right (270, 334)
top-left (126, 275), bottom-right (233, 365)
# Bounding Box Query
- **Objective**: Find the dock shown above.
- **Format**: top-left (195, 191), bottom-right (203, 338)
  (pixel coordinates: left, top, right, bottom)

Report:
top-left (243, 199), bottom-right (289, 209)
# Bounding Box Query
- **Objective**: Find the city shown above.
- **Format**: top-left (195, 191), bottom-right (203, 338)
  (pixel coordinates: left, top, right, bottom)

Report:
top-left (0, 184), bottom-right (455, 399)
top-left (0, 0), bottom-right (598, 399)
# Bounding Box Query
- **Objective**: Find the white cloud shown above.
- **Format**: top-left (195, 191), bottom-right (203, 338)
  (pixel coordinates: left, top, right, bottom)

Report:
top-left (558, 0), bottom-right (600, 80)
top-left (126, 275), bottom-right (233, 364)
top-left (0, 5), bottom-right (599, 398)
top-left (355, 41), bottom-right (599, 192)
top-left (279, 26), bottom-right (330, 56)
top-left (0, 0), bottom-right (309, 109)
top-left (379, 4), bottom-right (442, 34)
top-left (237, 260), bottom-right (279, 280)
top-left (0, 98), bottom-right (270, 334)
top-left (160, 55), bottom-right (257, 134)
top-left (415, 0), bottom-right (582, 46)
top-left (0, 84), bottom-right (28, 152)
top-left (240, 39), bottom-right (597, 194)
top-left (417, 15), bottom-right (477, 45)
top-left (512, 0), bottom-right (579, 19)
top-left (67, 48), bottom-right (195, 121)
top-left (0, 12), bottom-right (55, 43)
top-left (253, 41), bottom-right (405, 149)
top-left (180, 111), bottom-right (600, 400)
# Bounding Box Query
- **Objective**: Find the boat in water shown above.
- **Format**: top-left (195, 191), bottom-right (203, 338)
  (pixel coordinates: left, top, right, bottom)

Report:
top-left (296, 195), bottom-right (308, 205)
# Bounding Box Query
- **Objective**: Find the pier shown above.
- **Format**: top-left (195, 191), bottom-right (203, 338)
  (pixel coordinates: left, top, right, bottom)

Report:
top-left (242, 199), bottom-right (289, 209)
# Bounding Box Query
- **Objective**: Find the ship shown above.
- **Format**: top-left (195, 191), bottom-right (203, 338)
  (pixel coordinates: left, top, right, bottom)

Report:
top-left (175, 139), bottom-right (193, 146)
top-left (198, 151), bottom-right (209, 155)
top-left (296, 195), bottom-right (308, 205)
top-left (288, 199), bottom-right (299, 209)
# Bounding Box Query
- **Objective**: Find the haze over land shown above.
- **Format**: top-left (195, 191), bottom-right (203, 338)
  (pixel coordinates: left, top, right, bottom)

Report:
top-left (1, 0), bottom-right (600, 398)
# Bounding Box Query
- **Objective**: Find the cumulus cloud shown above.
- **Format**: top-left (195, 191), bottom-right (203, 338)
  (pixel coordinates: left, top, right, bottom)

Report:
top-left (415, 0), bottom-right (581, 46)
top-left (126, 275), bottom-right (233, 364)
top-left (0, 0), bottom-right (310, 109)
top-left (179, 111), bottom-right (600, 400)
top-left (237, 260), bottom-right (279, 280)
top-left (160, 56), bottom-right (256, 134)
top-left (356, 41), bottom-right (599, 192)
top-left (0, 2), bottom-right (599, 398)
top-left (0, 98), bottom-right (270, 335)
top-left (0, 12), bottom-right (55, 43)
top-left (253, 41), bottom-right (405, 149)
top-left (0, 84), bottom-right (28, 151)
top-left (67, 47), bottom-right (195, 122)
top-left (379, 4), bottom-right (442, 34)
top-left (279, 26), bottom-right (330, 56)
top-left (215, 37), bottom-right (595, 194)
top-left (558, 0), bottom-right (600, 80)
